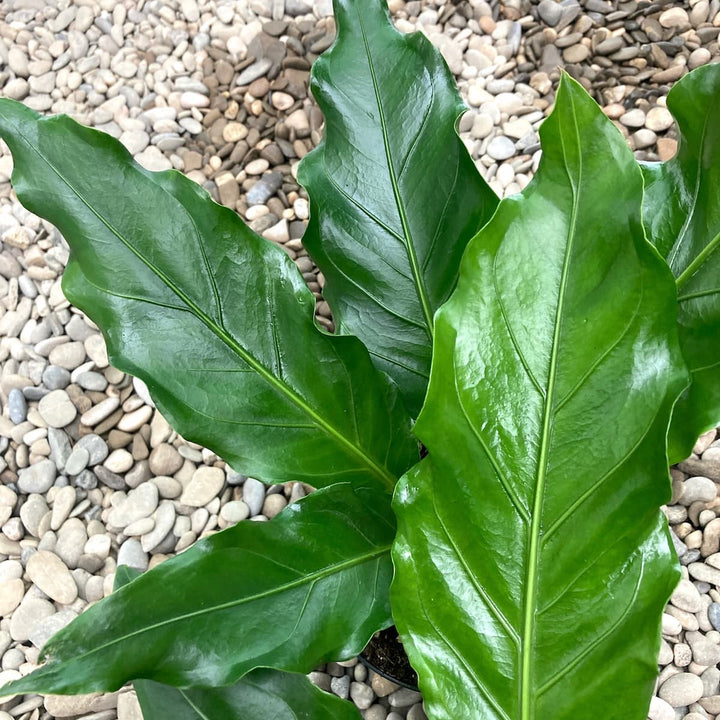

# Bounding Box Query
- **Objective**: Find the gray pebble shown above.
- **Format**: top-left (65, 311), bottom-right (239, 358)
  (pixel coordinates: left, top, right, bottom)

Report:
top-left (235, 58), bottom-right (273, 86)
top-left (95, 465), bottom-right (126, 490)
top-left (18, 459), bottom-right (57, 494)
top-left (42, 365), bottom-right (71, 390)
top-left (48, 428), bottom-right (72, 472)
top-left (708, 602), bottom-right (720, 631)
top-left (389, 688), bottom-right (423, 708)
top-left (330, 674), bottom-right (351, 700)
top-left (75, 371), bottom-right (108, 392)
top-left (246, 172), bottom-right (283, 205)
top-left (682, 476), bottom-right (717, 505)
top-left (8, 388), bottom-right (27, 424)
top-left (64, 447), bottom-right (90, 476)
top-left (243, 477), bottom-right (266, 516)
top-left (75, 433), bottom-right (109, 466)
top-left (487, 135), bottom-right (516, 161)
top-left (117, 538), bottom-right (149, 572)
top-left (537, 0), bottom-right (563, 26)
top-left (74, 469), bottom-right (98, 490)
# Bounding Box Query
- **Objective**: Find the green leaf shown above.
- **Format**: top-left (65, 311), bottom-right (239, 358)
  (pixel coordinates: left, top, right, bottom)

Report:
top-left (297, 0), bottom-right (498, 416)
top-left (0, 99), bottom-right (417, 491)
top-left (111, 569), bottom-right (361, 720)
top-left (641, 63), bottom-right (720, 463)
top-left (133, 672), bottom-right (362, 720)
top-left (0, 483), bottom-right (394, 696)
top-left (391, 75), bottom-right (687, 720)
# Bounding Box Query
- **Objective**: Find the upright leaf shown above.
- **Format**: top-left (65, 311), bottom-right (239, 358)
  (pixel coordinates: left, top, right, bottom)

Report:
top-left (391, 75), bottom-right (687, 720)
top-left (110, 568), bottom-right (361, 720)
top-left (0, 100), bottom-right (417, 490)
top-left (641, 63), bottom-right (720, 463)
top-left (297, 0), bottom-right (498, 416)
top-left (0, 483), bottom-right (394, 696)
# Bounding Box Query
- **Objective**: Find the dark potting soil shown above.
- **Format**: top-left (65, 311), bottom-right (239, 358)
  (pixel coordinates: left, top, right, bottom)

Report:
top-left (360, 625), bottom-right (419, 690)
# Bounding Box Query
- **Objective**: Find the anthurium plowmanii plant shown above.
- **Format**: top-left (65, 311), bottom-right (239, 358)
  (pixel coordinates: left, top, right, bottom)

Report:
top-left (0, 0), bottom-right (718, 716)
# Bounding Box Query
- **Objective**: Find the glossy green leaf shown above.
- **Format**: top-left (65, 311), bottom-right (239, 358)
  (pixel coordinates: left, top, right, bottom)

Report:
top-left (110, 568), bottom-right (361, 720)
top-left (391, 75), bottom-right (687, 720)
top-left (641, 63), bottom-right (720, 463)
top-left (0, 483), bottom-right (394, 696)
top-left (0, 99), bottom-right (417, 491)
top-left (297, 0), bottom-right (498, 416)
top-left (133, 672), bottom-right (362, 720)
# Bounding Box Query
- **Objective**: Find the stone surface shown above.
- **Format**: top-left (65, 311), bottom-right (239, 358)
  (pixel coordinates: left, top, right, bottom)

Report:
top-left (27, 550), bottom-right (78, 604)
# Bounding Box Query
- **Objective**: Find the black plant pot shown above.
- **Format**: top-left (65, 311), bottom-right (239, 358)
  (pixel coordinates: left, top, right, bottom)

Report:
top-left (359, 625), bottom-right (419, 691)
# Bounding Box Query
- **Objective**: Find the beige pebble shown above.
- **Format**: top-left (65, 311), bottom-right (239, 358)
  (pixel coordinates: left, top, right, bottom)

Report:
top-left (149, 443), bottom-right (184, 475)
top-left (222, 122), bottom-right (248, 142)
top-left (27, 550), bottom-right (78, 604)
top-left (180, 466), bottom-right (225, 507)
top-left (117, 405), bottom-right (153, 433)
top-left (38, 389), bottom-right (77, 428)
top-left (85, 334), bottom-right (109, 368)
top-left (0, 577), bottom-right (24, 615)
top-left (104, 449), bottom-right (134, 474)
top-left (50, 485), bottom-right (77, 531)
top-left (81, 396), bottom-right (121, 427)
top-left (271, 91), bottom-right (294, 111)
top-left (245, 158), bottom-right (270, 175)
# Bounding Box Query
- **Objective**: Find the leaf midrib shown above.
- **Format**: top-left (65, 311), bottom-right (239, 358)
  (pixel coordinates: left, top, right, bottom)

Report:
top-left (520, 101), bottom-right (582, 720)
top-left (8, 114), bottom-right (395, 490)
top-left (356, 10), bottom-right (435, 338)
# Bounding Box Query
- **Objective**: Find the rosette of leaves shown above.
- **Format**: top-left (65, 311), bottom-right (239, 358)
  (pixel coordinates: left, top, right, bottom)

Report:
top-left (0, 1), bottom-right (718, 717)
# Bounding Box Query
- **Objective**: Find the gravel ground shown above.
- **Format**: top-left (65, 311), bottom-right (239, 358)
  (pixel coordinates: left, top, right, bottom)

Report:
top-left (0, 0), bottom-right (718, 719)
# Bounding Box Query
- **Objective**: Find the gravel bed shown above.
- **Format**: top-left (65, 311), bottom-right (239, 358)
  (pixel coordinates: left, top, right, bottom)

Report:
top-left (0, 0), bottom-right (718, 719)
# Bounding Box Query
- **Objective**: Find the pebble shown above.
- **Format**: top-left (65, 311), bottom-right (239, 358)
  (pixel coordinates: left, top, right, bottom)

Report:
top-left (18, 459), bottom-right (56, 494)
top-left (27, 550), bottom-right (78, 604)
top-left (486, 135), bottom-right (516, 161)
top-left (9, 597), bottom-right (55, 642)
top-left (220, 500), bottom-right (250, 524)
top-left (246, 172), bottom-right (283, 205)
top-left (117, 538), bottom-right (149, 572)
top-left (48, 341), bottom-right (86, 370)
top-left (180, 466), bottom-right (225, 507)
top-left (65, 447), bottom-right (90, 476)
top-left (243, 477), bottom-right (266, 516)
top-left (81, 397), bottom-right (121, 426)
top-left (75, 433), bottom-right (109, 465)
top-left (140, 500), bottom-right (176, 552)
top-left (149, 443), bottom-right (184, 475)
top-left (0, 579), bottom-right (24, 616)
top-left (672, 578), bottom-right (702, 613)
top-left (105, 449), bottom-right (134, 474)
top-left (38, 389), bottom-right (77, 428)
top-left (682, 476), bottom-right (717, 504)
top-left (659, 673), bottom-right (704, 706)
top-left (708, 602), bottom-right (720, 631)
top-left (50, 485), bottom-right (76, 531)
top-left (8, 389), bottom-right (27, 424)
top-left (108, 482), bottom-right (159, 528)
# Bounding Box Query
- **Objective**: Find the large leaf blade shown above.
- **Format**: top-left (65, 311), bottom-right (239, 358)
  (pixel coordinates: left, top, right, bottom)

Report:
top-left (134, 672), bottom-right (362, 720)
top-left (641, 63), bottom-right (720, 463)
top-left (391, 75), bottom-right (687, 720)
top-left (109, 568), bottom-right (361, 720)
top-left (0, 483), bottom-right (394, 696)
top-left (0, 100), bottom-right (417, 490)
top-left (297, 0), bottom-right (498, 415)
